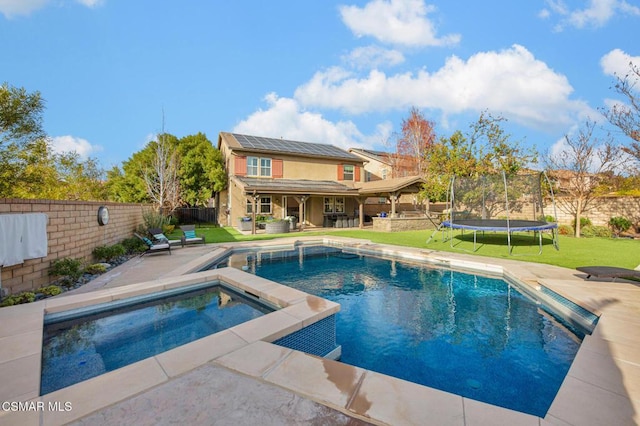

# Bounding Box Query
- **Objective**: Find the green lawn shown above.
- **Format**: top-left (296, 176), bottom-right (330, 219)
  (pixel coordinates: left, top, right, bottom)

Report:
top-left (172, 225), bottom-right (640, 271)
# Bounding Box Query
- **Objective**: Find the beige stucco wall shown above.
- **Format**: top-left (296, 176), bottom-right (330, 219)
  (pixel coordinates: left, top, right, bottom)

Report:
top-left (0, 199), bottom-right (146, 296)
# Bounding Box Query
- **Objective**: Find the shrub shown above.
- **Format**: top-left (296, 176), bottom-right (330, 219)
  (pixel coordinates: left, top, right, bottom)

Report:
top-left (543, 215), bottom-right (556, 222)
top-left (49, 258), bottom-right (84, 281)
top-left (557, 224), bottom-right (573, 236)
top-left (85, 263), bottom-right (107, 275)
top-left (92, 244), bottom-right (126, 262)
top-left (571, 217), bottom-right (592, 229)
top-left (36, 285), bottom-right (62, 297)
top-left (0, 292), bottom-right (36, 307)
top-left (581, 225), bottom-right (612, 238)
top-left (142, 209), bottom-right (170, 230)
top-left (162, 224), bottom-right (175, 234)
top-left (122, 236), bottom-right (147, 254)
top-left (609, 216), bottom-right (632, 237)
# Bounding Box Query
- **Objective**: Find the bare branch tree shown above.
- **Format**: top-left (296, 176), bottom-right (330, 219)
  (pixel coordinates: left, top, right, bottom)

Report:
top-left (602, 60), bottom-right (640, 163)
top-left (143, 131), bottom-right (181, 212)
top-left (545, 119), bottom-right (625, 237)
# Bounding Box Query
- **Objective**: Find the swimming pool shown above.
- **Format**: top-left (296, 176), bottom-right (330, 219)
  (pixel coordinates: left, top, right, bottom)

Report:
top-left (207, 245), bottom-right (587, 417)
top-left (41, 283), bottom-right (273, 395)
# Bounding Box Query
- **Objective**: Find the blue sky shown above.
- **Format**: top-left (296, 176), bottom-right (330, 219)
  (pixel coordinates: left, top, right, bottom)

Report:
top-left (1, 0), bottom-right (639, 169)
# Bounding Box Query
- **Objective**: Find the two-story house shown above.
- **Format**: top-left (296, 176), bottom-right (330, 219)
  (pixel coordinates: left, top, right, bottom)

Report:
top-left (216, 132), bottom-right (425, 232)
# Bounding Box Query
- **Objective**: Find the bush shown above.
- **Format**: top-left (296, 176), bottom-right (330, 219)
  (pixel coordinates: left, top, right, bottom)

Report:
top-left (543, 215), bottom-right (556, 223)
top-left (572, 217), bottom-right (592, 229)
top-left (557, 224), bottom-right (573, 236)
top-left (36, 285), bottom-right (62, 297)
top-left (85, 263), bottom-right (107, 275)
top-left (92, 244), bottom-right (126, 262)
top-left (0, 292), bottom-right (36, 307)
top-left (142, 209), bottom-right (170, 230)
top-left (581, 225), bottom-right (612, 238)
top-left (49, 258), bottom-right (84, 281)
top-left (122, 236), bottom-right (147, 254)
top-left (609, 216), bottom-right (632, 237)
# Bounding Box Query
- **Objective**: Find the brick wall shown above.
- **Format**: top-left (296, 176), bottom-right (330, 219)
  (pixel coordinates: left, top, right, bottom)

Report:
top-left (0, 199), bottom-right (146, 296)
top-left (555, 196), bottom-right (640, 228)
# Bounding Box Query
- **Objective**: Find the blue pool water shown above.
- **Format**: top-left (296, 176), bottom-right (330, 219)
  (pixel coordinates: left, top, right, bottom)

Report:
top-left (219, 245), bottom-right (583, 417)
top-left (41, 284), bottom-right (271, 395)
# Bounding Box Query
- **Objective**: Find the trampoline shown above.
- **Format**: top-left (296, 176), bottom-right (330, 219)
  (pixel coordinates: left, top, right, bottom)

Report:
top-left (441, 219), bottom-right (558, 254)
top-left (431, 171), bottom-right (560, 255)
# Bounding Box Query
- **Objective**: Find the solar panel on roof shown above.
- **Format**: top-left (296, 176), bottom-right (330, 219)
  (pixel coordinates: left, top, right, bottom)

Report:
top-left (231, 133), bottom-right (358, 160)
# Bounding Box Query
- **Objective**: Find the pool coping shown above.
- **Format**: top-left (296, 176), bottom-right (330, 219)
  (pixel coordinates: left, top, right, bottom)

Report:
top-left (1, 236), bottom-right (639, 425)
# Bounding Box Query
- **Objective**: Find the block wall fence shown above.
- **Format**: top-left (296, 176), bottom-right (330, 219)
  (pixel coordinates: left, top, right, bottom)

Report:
top-left (0, 199), bottom-right (147, 296)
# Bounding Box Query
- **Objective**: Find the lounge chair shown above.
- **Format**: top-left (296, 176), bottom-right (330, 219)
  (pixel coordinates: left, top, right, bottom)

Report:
top-left (134, 233), bottom-right (171, 255)
top-left (577, 266), bottom-right (640, 281)
top-left (147, 228), bottom-right (182, 247)
top-left (179, 225), bottom-right (205, 246)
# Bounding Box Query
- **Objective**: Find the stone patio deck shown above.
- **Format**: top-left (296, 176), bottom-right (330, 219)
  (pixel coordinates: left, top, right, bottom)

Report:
top-left (1, 237), bottom-right (638, 425)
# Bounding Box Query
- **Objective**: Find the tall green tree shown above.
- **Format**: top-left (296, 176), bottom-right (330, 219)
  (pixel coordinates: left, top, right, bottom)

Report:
top-left (177, 132), bottom-right (226, 206)
top-left (421, 130), bottom-right (477, 202)
top-left (0, 82), bottom-right (45, 145)
top-left (106, 132), bottom-right (226, 209)
top-left (421, 112), bottom-right (536, 202)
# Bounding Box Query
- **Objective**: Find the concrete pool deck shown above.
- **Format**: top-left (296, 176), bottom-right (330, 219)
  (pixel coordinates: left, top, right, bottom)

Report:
top-left (1, 237), bottom-right (639, 425)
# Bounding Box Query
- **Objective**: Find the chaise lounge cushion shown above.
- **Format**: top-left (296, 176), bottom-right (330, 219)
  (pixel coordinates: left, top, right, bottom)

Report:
top-left (577, 266), bottom-right (640, 280)
top-left (179, 225), bottom-right (205, 246)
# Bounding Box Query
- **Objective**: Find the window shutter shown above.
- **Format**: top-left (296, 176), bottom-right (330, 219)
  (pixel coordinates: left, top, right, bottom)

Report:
top-left (272, 159), bottom-right (283, 178)
top-left (337, 164), bottom-right (344, 181)
top-left (355, 166), bottom-right (361, 182)
top-left (235, 156), bottom-right (247, 176)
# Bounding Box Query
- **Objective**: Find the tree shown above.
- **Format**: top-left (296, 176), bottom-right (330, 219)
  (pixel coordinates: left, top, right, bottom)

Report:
top-left (421, 111), bottom-right (536, 202)
top-left (545, 119), bottom-right (625, 237)
top-left (106, 132), bottom-right (227, 209)
top-left (0, 82), bottom-right (45, 146)
top-left (0, 83), bottom-right (48, 197)
top-left (177, 133), bottom-right (226, 206)
top-left (143, 133), bottom-right (181, 212)
top-left (602, 60), bottom-right (640, 164)
top-left (421, 131), bottom-right (477, 201)
top-left (470, 111), bottom-right (537, 175)
top-left (54, 152), bottom-right (106, 201)
top-left (388, 107), bottom-right (435, 177)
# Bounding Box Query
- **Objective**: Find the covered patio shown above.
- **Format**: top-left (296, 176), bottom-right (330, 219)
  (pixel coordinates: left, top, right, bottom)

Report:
top-left (232, 175), bottom-right (427, 234)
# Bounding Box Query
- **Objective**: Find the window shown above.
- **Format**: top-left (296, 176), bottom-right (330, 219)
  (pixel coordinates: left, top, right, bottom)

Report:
top-left (323, 196), bottom-right (345, 213)
top-left (324, 197), bottom-right (333, 213)
top-left (260, 158), bottom-right (271, 177)
top-left (246, 156), bottom-right (272, 177)
top-left (247, 157), bottom-right (259, 176)
top-left (343, 165), bottom-right (354, 181)
top-left (246, 196), bottom-right (272, 214)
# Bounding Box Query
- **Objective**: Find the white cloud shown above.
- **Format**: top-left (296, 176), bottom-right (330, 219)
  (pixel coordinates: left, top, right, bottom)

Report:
top-left (541, 0), bottom-right (640, 31)
top-left (600, 48), bottom-right (640, 76)
top-left (339, 0), bottom-right (460, 47)
top-left (75, 0), bottom-right (103, 7)
top-left (0, 0), bottom-right (103, 18)
top-left (294, 44), bottom-right (592, 131)
top-left (232, 93), bottom-right (390, 150)
top-left (0, 0), bottom-right (48, 18)
top-left (50, 135), bottom-right (103, 159)
top-left (342, 45), bottom-right (405, 70)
